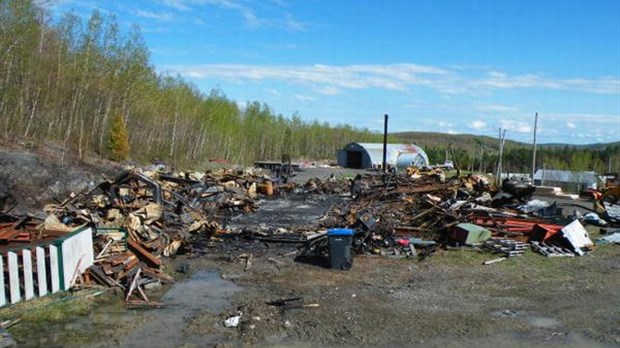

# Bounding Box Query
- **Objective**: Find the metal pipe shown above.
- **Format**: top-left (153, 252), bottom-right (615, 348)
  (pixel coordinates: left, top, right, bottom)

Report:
top-left (382, 114), bottom-right (388, 173)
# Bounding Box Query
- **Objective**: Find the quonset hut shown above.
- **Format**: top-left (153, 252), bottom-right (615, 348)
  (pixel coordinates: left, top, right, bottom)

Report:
top-left (337, 143), bottom-right (429, 170)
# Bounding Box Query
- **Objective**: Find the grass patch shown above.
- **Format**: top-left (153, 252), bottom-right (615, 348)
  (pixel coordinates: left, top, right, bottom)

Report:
top-left (0, 288), bottom-right (116, 346)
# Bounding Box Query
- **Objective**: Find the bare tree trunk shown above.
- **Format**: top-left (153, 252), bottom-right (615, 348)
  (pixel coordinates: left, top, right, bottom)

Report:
top-left (78, 118), bottom-right (84, 160)
top-left (62, 113), bottom-right (73, 167)
top-left (169, 110), bottom-right (178, 158)
top-left (98, 96), bottom-right (113, 155)
top-left (24, 88), bottom-right (41, 138)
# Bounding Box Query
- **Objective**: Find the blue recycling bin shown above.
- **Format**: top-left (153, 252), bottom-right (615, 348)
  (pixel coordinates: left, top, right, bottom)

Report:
top-left (328, 228), bottom-right (354, 270)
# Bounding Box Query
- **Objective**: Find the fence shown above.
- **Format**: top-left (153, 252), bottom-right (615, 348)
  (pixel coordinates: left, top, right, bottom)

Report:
top-left (0, 226), bottom-right (94, 307)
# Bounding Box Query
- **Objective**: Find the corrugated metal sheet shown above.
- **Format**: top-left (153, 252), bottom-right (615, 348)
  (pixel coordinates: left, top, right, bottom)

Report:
top-left (533, 169), bottom-right (601, 185)
top-left (338, 143), bottom-right (429, 169)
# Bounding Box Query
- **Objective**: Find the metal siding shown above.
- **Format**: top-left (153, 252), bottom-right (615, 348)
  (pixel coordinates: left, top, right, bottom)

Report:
top-left (337, 149), bottom-right (347, 167)
top-left (534, 169), bottom-right (600, 185)
top-left (339, 143), bottom-right (429, 169)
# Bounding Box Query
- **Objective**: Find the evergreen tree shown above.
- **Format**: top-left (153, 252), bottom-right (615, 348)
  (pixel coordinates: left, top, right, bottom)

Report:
top-left (108, 113), bottom-right (130, 162)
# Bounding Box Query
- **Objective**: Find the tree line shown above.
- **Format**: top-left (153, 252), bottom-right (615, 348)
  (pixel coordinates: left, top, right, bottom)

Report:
top-left (0, 0), bottom-right (386, 167)
top-left (2, 0), bottom-right (617, 174)
top-left (423, 143), bottom-right (620, 175)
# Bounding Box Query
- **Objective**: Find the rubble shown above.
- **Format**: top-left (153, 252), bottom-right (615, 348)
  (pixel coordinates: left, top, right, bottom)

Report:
top-left (3, 164), bottom-right (617, 309)
top-left (34, 167), bottom-right (277, 303)
top-left (286, 170), bottom-right (608, 260)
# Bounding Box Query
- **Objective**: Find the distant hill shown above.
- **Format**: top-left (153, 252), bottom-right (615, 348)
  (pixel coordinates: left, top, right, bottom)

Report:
top-left (393, 131), bottom-right (620, 153)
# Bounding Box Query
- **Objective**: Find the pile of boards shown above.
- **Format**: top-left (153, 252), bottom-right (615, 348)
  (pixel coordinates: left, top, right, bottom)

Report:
top-left (314, 172), bottom-right (595, 257)
top-left (41, 168), bottom-right (274, 304)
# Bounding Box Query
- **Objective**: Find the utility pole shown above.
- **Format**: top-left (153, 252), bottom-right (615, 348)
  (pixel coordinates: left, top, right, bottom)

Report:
top-left (531, 112), bottom-right (538, 182)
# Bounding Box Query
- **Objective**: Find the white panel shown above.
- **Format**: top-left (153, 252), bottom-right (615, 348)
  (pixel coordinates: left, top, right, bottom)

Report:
top-left (0, 256), bottom-right (5, 307)
top-left (61, 228), bottom-right (94, 290)
top-left (49, 245), bottom-right (60, 293)
top-left (8, 252), bottom-right (20, 304)
top-left (22, 250), bottom-right (34, 300)
top-left (36, 247), bottom-right (48, 297)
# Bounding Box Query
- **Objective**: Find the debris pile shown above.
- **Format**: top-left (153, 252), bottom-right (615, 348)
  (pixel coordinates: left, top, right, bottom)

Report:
top-left (302, 175), bottom-right (351, 195)
top-left (0, 212), bottom-right (72, 246)
top-left (307, 171), bottom-right (599, 258)
top-left (40, 168), bottom-right (275, 304)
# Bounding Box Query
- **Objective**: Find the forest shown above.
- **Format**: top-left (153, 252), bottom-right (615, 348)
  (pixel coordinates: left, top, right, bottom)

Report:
top-left (0, 0), bottom-right (386, 167)
top-left (398, 133), bottom-right (620, 175)
top-left (1, 0), bottom-right (618, 174)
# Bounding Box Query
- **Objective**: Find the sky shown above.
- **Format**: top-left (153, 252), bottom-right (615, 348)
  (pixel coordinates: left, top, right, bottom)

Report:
top-left (48, 0), bottom-right (620, 145)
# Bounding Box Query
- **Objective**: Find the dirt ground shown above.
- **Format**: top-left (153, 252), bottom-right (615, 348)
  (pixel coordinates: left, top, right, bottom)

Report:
top-left (160, 192), bottom-right (620, 348)
top-left (2, 158), bottom-right (620, 347)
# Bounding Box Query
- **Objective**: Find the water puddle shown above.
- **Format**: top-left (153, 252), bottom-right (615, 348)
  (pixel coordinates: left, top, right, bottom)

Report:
top-left (118, 270), bottom-right (242, 347)
top-left (491, 310), bottom-right (561, 329)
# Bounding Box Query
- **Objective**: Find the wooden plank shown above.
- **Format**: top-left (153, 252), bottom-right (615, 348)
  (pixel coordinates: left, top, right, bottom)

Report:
top-left (49, 245), bottom-right (60, 293)
top-left (128, 239), bottom-right (161, 267)
top-left (88, 266), bottom-right (117, 288)
top-left (0, 256), bottom-right (5, 307)
top-left (22, 249), bottom-right (34, 300)
top-left (8, 251), bottom-right (20, 304)
top-left (36, 247), bottom-right (48, 297)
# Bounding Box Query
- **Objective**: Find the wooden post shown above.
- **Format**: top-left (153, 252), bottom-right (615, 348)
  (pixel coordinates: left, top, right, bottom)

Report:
top-left (23, 249), bottom-right (34, 300)
top-left (49, 245), bottom-right (60, 293)
top-left (0, 256), bottom-right (5, 307)
top-left (8, 251), bottom-right (20, 304)
top-left (36, 246), bottom-right (48, 297)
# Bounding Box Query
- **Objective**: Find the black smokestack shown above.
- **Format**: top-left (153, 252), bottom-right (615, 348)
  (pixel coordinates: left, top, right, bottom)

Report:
top-left (382, 114), bottom-right (388, 173)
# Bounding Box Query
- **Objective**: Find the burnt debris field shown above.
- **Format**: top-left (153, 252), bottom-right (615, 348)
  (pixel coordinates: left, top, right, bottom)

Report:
top-left (0, 150), bottom-right (619, 348)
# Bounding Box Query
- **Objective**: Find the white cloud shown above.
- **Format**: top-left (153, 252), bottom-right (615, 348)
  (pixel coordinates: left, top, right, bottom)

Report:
top-left (473, 71), bottom-right (619, 95)
top-left (157, 0), bottom-right (275, 29)
top-left (438, 121), bottom-right (454, 128)
top-left (158, 0), bottom-right (192, 11)
top-left (470, 120), bottom-right (487, 129)
top-left (284, 13), bottom-right (306, 31)
top-left (315, 86), bottom-right (341, 95)
top-left (544, 113), bottom-right (620, 125)
top-left (499, 119), bottom-right (533, 133)
top-left (566, 121), bottom-right (576, 129)
top-left (164, 63), bottom-right (620, 96)
top-left (475, 104), bottom-right (519, 113)
top-left (294, 94), bottom-right (314, 101)
top-left (135, 10), bottom-right (174, 22)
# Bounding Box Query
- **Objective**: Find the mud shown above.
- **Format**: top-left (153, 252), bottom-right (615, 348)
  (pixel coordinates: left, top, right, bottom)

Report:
top-left (118, 271), bottom-right (243, 348)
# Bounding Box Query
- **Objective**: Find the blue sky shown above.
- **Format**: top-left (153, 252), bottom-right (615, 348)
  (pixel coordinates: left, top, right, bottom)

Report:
top-left (49, 0), bottom-right (620, 144)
